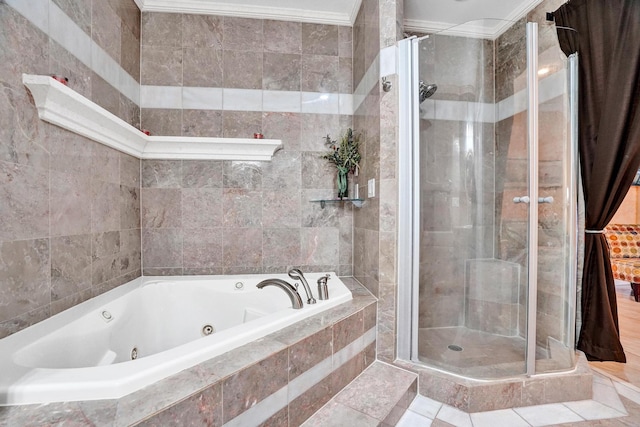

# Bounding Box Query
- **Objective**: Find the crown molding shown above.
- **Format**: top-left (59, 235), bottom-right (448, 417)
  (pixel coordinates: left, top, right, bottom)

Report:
top-left (403, 0), bottom-right (544, 39)
top-left (349, 0), bottom-right (363, 25)
top-left (492, 0), bottom-right (545, 38)
top-left (134, 0), bottom-right (353, 26)
top-left (403, 18), bottom-right (497, 39)
top-left (504, 0), bottom-right (545, 24)
top-left (23, 74), bottom-right (282, 161)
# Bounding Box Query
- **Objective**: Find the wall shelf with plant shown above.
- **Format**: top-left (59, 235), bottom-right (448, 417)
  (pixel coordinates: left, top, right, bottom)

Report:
top-left (312, 128), bottom-right (362, 208)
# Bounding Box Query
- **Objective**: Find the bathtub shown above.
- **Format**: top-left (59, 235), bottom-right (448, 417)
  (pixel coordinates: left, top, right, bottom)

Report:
top-left (0, 272), bottom-right (352, 406)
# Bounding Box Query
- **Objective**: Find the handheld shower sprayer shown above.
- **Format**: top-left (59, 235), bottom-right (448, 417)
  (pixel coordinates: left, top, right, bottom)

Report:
top-left (287, 268), bottom-right (316, 304)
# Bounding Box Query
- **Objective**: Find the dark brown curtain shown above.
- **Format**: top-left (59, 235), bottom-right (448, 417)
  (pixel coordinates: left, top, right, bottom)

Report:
top-left (554, 0), bottom-right (640, 362)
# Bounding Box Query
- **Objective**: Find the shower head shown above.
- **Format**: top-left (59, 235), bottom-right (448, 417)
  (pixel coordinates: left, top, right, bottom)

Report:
top-left (419, 81), bottom-right (438, 102)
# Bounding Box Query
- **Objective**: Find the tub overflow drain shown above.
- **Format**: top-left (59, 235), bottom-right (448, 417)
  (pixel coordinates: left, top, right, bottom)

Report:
top-left (448, 344), bottom-right (463, 352)
top-left (131, 347), bottom-right (138, 360)
top-left (202, 324), bottom-right (215, 336)
top-left (101, 310), bottom-right (113, 322)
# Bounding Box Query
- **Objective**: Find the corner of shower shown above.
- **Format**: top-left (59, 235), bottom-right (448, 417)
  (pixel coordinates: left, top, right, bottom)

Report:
top-left (396, 19), bottom-right (588, 411)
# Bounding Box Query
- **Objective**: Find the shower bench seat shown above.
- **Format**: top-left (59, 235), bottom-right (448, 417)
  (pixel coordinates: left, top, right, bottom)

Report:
top-left (605, 224), bottom-right (640, 301)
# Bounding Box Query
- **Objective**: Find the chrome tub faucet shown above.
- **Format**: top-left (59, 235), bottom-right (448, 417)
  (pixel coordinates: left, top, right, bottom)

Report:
top-left (256, 278), bottom-right (304, 309)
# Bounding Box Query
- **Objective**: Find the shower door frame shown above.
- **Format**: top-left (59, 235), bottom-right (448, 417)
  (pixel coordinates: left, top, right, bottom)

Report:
top-left (397, 22), bottom-right (579, 378)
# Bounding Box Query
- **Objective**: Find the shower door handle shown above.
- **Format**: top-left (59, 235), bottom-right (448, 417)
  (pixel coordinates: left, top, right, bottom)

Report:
top-left (512, 196), bottom-right (554, 204)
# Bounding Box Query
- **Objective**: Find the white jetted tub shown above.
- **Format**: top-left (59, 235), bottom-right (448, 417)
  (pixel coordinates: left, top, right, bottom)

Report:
top-left (0, 272), bottom-right (351, 405)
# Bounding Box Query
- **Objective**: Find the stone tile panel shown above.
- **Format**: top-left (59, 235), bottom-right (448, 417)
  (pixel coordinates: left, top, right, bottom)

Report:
top-left (183, 228), bottom-right (223, 269)
top-left (182, 188), bottom-right (223, 228)
top-left (142, 12), bottom-right (183, 47)
top-left (141, 188), bottom-right (182, 228)
top-left (51, 234), bottom-right (92, 301)
top-left (223, 17), bottom-right (263, 52)
top-left (222, 348), bottom-right (288, 422)
top-left (142, 159), bottom-right (183, 189)
top-left (182, 14), bottom-right (223, 49)
top-left (302, 23), bottom-right (339, 56)
top-left (183, 47), bottom-right (223, 87)
top-left (264, 20), bottom-right (301, 54)
top-left (141, 45), bottom-right (183, 86)
top-left (142, 228), bottom-right (183, 268)
top-left (0, 238), bottom-right (50, 323)
top-left (0, 161), bottom-right (49, 241)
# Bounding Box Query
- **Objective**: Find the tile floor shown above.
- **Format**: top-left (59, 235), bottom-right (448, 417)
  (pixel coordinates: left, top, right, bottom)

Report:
top-left (303, 362), bottom-right (417, 426)
top-left (417, 326), bottom-right (574, 379)
top-left (397, 370), bottom-right (640, 426)
top-left (417, 326), bottom-right (526, 378)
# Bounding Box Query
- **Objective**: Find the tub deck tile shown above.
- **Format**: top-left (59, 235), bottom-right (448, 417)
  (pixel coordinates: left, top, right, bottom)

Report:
top-left (115, 365), bottom-right (217, 427)
top-left (197, 336), bottom-right (288, 382)
top-left (259, 406), bottom-right (289, 427)
top-left (133, 383), bottom-right (222, 427)
top-left (269, 316), bottom-right (333, 346)
top-left (333, 310), bottom-right (364, 353)
top-left (78, 399), bottom-right (118, 426)
top-left (222, 348), bottom-right (289, 422)
top-left (288, 326), bottom-right (333, 380)
top-left (0, 402), bottom-right (88, 427)
top-left (0, 278), bottom-right (376, 427)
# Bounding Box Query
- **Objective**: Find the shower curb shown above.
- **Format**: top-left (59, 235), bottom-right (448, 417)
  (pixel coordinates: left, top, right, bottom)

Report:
top-left (394, 352), bottom-right (593, 413)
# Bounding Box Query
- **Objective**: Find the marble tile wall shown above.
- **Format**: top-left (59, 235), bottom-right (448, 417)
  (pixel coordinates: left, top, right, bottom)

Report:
top-left (139, 14), bottom-right (354, 275)
top-left (351, 0), bottom-right (403, 363)
top-left (12, 0), bottom-right (141, 125)
top-left (140, 154), bottom-right (352, 275)
top-left (376, 0), bottom-right (403, 362)
top-left (0, 1), bottom-right (142, 338)
top-left (377, 72), bottom-right (399, 362)
top-left (140, 13), bottom-right (352, 135)
top-left (353, 0), bottom-right (381, 300)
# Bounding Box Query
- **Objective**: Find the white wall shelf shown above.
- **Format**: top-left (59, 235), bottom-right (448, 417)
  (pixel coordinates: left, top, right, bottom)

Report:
top-left (22, 74), bottom-right (283, 161)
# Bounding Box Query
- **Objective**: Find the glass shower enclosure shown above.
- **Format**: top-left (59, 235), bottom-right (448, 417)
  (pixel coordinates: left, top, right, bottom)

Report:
top-left (398, 20), bottom-right (578, 379)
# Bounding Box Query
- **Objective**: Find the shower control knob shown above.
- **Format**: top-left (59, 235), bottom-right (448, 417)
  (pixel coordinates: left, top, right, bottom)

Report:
top-left (512, 196), bottom-right (530, 204)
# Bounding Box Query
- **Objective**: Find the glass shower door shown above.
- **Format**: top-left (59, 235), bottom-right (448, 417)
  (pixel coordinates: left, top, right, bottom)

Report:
top-left (413, 19), bottom-right (530, 379)
top-left (399, 20), bottom-right (577, 379)
top-left (533, 31), bottom-right (578, 373)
